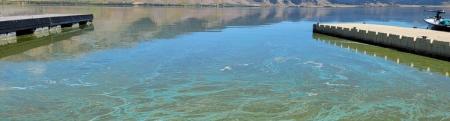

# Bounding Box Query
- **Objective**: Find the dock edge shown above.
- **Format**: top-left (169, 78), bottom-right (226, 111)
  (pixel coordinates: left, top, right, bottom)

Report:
top-left (313, 24), bottom-right (450, 60)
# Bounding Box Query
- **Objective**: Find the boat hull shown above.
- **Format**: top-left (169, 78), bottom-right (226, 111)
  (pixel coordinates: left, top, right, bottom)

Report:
top-left (424, 18), bottom-right (450, 31)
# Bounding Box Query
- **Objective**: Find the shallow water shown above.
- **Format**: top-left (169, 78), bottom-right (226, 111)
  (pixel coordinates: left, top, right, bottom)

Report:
top-left (0, 6), bottom-right (450, 120)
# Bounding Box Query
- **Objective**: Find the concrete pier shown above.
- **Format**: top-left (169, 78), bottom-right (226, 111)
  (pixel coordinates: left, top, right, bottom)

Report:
top-left (0, 14), bottom-right (93, 36)
top-left (313, 23), bottom-right (450, 60)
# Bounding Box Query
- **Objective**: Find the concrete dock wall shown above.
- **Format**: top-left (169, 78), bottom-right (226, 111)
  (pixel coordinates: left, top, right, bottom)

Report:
top-left (401, 36), bottom-right (415, 51)
top-left (349, 28), bottom-right (358, 40)
top-left (431, 41), bottom-right (449, 57)
top-left (415, 38), bottom-right (432, 54)
top-left (313, 24), bottom-right (450, 59)
top-left (0, 14), bottom-right (93, 36)
top-left (366, 31), bottom-right (377, 43)
top-left (380, 33), bottom-right (391, 46)
top-left (389, 34), bottom-right (401, 48)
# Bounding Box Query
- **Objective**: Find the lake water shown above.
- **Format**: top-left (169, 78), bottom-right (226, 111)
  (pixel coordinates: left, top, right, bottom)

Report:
top-left (1, 6), bottom-right (450, 120)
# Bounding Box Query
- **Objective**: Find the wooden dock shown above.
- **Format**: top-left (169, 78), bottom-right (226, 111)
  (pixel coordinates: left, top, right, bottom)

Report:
top-left (0, 14), bottom-right (93, 36)
top-left (313, 23), bottom-right (450, 60)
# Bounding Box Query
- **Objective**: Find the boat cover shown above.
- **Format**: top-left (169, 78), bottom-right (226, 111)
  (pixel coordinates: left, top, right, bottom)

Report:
top-left (439, 19), bottom-right (450, 26)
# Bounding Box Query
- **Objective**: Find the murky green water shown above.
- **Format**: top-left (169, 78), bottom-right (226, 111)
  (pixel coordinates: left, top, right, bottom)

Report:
top-left (1, 6), bottom-right (450, 120)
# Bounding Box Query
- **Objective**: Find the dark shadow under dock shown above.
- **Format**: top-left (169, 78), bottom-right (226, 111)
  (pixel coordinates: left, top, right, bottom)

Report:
top-left (0, 14), bottom-right (93, 36)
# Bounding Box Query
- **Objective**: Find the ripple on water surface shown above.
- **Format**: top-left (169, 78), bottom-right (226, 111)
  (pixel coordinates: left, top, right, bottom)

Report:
top-left (0, 6), bottom-right (450, 121)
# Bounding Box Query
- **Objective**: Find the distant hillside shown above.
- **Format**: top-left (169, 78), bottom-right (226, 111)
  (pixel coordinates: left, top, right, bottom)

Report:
top-left (330, 0), bottom-right (447, 5)
top-left (4, 0), bottom-right (450, 6)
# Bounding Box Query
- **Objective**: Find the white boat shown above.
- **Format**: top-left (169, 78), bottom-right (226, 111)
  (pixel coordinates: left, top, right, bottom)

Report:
top-left (424, 10), bottom-right (450, 31)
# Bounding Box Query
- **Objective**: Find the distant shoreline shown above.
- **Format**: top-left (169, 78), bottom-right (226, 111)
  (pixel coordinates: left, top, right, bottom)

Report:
top-left (2, 1), bottom-right (450, 8)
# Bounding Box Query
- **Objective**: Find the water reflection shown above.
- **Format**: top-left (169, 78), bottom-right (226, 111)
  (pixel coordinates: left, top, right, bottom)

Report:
top-left (1, 6), bottom-right (450, 120)
top-left (0, 26), bottom-right (94, 60)
top-left (313, 33), bottom-right (450, 76)
top-left (0, 6), bottom-right (442, 61)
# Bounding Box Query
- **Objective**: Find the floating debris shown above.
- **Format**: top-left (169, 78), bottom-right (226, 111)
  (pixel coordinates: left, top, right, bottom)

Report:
top-left (324, 82), bottom-right (350, 87)
top-left (220, 66), bottom-right (232, 71)
top-left (306, 92), bottom-right (319, 96)
top-left (303, 61), bottom-right (324, 68)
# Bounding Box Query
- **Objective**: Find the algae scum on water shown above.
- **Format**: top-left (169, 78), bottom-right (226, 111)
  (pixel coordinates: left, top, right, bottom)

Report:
top-left (0, 6), bottom-right (450, 120)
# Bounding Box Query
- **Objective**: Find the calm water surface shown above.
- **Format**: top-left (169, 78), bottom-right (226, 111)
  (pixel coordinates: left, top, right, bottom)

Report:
top-left (1, 6), bottom-right (450, 120)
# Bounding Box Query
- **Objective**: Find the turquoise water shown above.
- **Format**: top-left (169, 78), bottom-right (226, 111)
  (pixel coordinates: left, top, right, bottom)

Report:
top-left (1, 6), bottom-right (450, 120)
